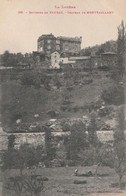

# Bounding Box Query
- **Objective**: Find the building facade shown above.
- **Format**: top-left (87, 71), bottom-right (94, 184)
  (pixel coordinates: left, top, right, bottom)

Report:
top-left (37, 34), bottom-right (82, 56)
top-left (51, 51), bottom-right (60, 69)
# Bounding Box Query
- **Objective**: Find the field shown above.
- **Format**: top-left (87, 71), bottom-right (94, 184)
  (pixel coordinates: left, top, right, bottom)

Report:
top-left (2, 166), bottom-right (126, 196)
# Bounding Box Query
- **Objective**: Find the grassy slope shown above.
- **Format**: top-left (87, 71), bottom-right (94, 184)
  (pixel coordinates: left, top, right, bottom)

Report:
top-left (2, 166), bottom-right (126, 196)
top-left (0, 70), bottom-right (115, 130)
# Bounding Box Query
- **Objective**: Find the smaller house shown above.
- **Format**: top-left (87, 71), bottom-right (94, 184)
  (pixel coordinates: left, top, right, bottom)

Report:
top-left (60, 57), bottom-right (75, 64)
top-left (69, 56), bottom-right (91, 69)
top-left (51, 51), bottom-right (60, 69)
top-left (69, 56), bottom-right (90, 61)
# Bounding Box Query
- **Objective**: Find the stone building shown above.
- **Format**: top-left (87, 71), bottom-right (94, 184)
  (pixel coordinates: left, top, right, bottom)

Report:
top-left (37, 34), bottom-right (56, 56)
top-left (37, 34), bottom-right (82, 56)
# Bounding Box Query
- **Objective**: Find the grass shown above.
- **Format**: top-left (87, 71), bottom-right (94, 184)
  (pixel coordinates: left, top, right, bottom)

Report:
top-left (0, 69), bottom-right (115, 131)
top-left (2, 166), bottom-right (126, 196)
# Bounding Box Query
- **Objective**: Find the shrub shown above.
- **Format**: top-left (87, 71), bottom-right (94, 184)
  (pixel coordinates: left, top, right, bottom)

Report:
top-left (101, 85), bottom-right (124, 105)
top-left (113, 108), bottom-right (126, 186)
top-left (62, 123), bottom-right (71, 132)
top-left (110, 69), bottom-right (121, 81)
top-left (98, 66), bottom-right (110, 71)
top-left (2, 143), bottom-right (44, 175)
top-left (79, 145), bottom-right (114, 167)
top-left (87, 113), bottom-right (98, 146)
top-left (20, 71), bottom-right (36, 86)
top-left (47, 110), bottom-right (57, 118)
top-left (96, 147), bottom-right (114, 168)
top-left (45, 126), bottom-right (56, 163)
top-left (67, 160), bottom-right (76, 167)
top-left (98, 107), bottom-right (112, 117)
top-left (65, 121), bottom-right (88, 161)
top-left (8, 135), bottom-right (16, 150)
top-left (79, 148), bottom-right (96, 166)
top-left (4, 175), bottom-right (45, 196)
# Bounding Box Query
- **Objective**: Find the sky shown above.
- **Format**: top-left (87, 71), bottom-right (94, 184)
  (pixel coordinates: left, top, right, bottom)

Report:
top-left (0, 0), bottom-right (126, 54)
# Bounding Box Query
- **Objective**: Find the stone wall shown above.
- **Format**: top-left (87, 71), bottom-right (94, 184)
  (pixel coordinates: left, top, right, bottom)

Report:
top-left (0, 126), bottom-right (115, 151)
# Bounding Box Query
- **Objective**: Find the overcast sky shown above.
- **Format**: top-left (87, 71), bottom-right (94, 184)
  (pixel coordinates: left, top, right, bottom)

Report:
top-left (0, 0), bottom-right (126, 54)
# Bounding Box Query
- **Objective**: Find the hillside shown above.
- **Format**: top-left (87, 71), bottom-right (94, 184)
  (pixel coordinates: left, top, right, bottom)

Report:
top-left (81, 40), bottom-right (117, 56)
top-left (0, 67), bottom-right (125, 133)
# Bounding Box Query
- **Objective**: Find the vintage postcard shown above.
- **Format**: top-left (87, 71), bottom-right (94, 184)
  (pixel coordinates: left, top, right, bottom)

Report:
top-left (0, 0), bottom-right (126, 195)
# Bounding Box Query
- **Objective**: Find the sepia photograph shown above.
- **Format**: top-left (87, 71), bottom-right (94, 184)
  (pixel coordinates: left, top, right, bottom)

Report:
top-left (0, 0), bottom-right (126, 195)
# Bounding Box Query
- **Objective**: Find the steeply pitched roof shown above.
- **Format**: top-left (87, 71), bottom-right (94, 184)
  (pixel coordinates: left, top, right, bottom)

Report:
top-left (57, 36), bottom-right (82, 42)
top-left (38, 34), bottom-right (56, 41)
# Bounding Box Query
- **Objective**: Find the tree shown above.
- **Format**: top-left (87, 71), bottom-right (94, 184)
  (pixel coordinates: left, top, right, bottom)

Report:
top-left (5, 176), bottom-right (25, 196)
top-left (114, 108), bottom-right (126, 186)
top-left (80, 47), bottom-right (91, 56)
top-left (2, 50), bottom-right (10, 67)
top-left (117, 21), bottom-right (125, 77)
top-left (2, 51), bottom-right (18, 67)
top-left (88, 112), bottom-right (98, 146)
top-left (5, 175), bottom-right (45, 196)
top-left (83, 48), bottom-right (91, 56)
top-left (2, 143), bottom-right (44, 176)
top-left (45, 126), bottom-right (56, 164)
top-left (101, 85), bottom-right (125, 106)
top-left (8, 134), bottom-right (16, 150)
top-left (2, 149), bottom-right (24, 175)
top-left (66, 121), bottom-right (88, 162)
top-left (95, 48), bottom-right (104, 55)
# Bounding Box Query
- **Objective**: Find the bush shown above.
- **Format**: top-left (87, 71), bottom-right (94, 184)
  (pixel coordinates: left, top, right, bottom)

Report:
top-left (110, 69), bottom-right (121, 81)
top-left (2, 143), bottom-right (44, 175)
top-left (65, 121), bottom-right (88, 161)
top-left (98, 66), bottom-right (110, 71)
top-left (4, 175), bottom-right (45, 196)
top-left (62, 123), bottom-right (71, 132)
top-left (101, 85), bottom-right (124, 105)
top-left (97, 150), bottom-right (114, 168)
top-left (60, 105), bottom-right (71, 112)
top-left (74, 180), bottom-right (87, 184)
top-left (47, 110), bottom-right (57, 118)
top-left (67, 160), bottom-right (76, 167)
top-left (20, 71), bottom-right (34, 85)
top-left (98, 106), bottom-right (112, 117)
top-left (78, 145), bottom-right (114, 167)
top-left (20, 71), bottom-right (41, 87)
top-left (79, 148), bottom-right (96, 166)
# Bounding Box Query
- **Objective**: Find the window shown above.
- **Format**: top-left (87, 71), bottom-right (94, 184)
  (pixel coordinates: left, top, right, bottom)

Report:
top-left (38, 47), bottom-right (43, 52)
top-left (56, 45), bottom-right (60, 50)
top-left (40, 47), bottom-right (43, 52)
top-left (47, 45), bottom-right (51, 49)
top-left (56, 39), bottom-right (60, 44)
top-left (65, 45), bottom-right (69, 51)
top-left (74, 45), bottom-right (79, 52)
top-left (47, 40), bottom-right (51, 43)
